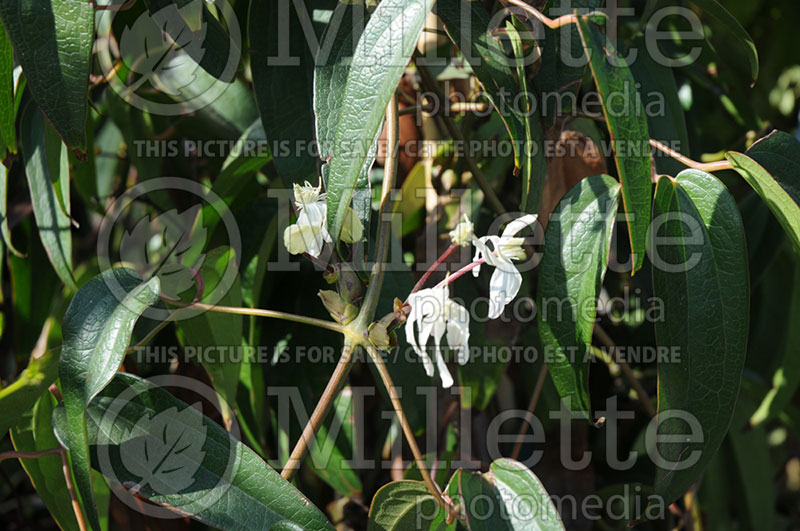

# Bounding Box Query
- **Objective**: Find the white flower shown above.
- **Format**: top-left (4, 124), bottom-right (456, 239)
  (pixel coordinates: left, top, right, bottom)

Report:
top-left (405, 283), bottom-right (470, 388)
top-left (449, 214), bottom-right (474, 247)
top-left (284, 180), bottom-right (331, 257)
top-left (472, 214), bottom-right (538, 320)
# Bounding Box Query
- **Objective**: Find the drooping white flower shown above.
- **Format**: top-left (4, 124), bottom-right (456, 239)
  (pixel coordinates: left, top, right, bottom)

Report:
top-left (405, 283), bottom-right (470, 388)
top-left (472, 214), bottom-right (538, 319)
top-left (284, 180), bottom-right (331, 257)
top-left (449, 214), bottom-right (474, 247)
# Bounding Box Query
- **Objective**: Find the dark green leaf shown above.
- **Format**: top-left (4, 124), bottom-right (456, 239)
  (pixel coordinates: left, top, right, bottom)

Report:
top-left (325, 0), bottom-right (435, 245)
top-left (576, 15), bottom-right (652, 274)
top-left (367, 480), bottom-right (441, 530)
top-left (0, 21), bottom-right (14, 156)
top-left (10, 392), bottom-right (80, 531)
top-left (688, 0), bottom-right (759, 83)
top-left (488, 458), bottom-right (565, 531)
top-left (20, 103), bottom-right (76, 290)
top-left (249, 0), bottom-right (320, 184)
top-left (726, 131), bottom-right (800, 254)
top-left (58, 268), bottom-right (160, 530)
top-left (0, 0), bottom-right (93, 152)
top-left (651, 169), bottom-right (749, 505)
top-left (0, 162), bottom-right (23, 256)
top-left (538, 174), bottom-right (621, 418)
top-left (58, 371), bottom-right (335, 530)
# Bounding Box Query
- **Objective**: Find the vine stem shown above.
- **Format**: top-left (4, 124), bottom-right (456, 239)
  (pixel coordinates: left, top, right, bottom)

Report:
top-left (162, 298), bottom-right (352, 338)
top-left (281, 341), bottom-right (357, 481)
top-left (355, 93), bottom-right (400, 329)
top-left (365, 345), bottom-right (461, 522)
top-left (594, 324), bottom-right (656, 417)
top-left (1, 448), bottom-right (88, 531)
top-left (406, 243), bottom-right (459, 302)
top-left (649, 139), bottom-right (733, 173)
top-left (433, 258), bottom-right (485, 289)
top-left (510, 364), bottom-right (548, 461)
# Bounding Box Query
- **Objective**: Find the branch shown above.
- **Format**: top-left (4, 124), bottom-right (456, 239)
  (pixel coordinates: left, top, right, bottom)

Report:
top-left (503, 0), bottom-right (585, 28)
top-left (281, 341), bottom-right (357, 481)
top-left (365, 345), bottom-right (462, 522)
top-left (510, 364), bottom-right (548, 460)
top-left (649, 139), bottom-right (733, 173)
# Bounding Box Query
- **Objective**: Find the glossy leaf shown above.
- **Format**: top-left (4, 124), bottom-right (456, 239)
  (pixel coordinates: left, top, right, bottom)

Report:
top-left (20, 103), bottom-right (76, 290)
top-left (651, 169), bottom-right (749, 506)
top-left (325, 0), bottom-right (435, 245)
top-left (57, 371), bottom-right (335, 530)
top-left (726, 131), bottom-right (800, 253)
top-left (367, 480), bottom-right (441, 530)
top-left (10, 393), bottom-right (80, 531)
top-left (689, 0), bottom-right (759, 83)
top-left (487, 459), bottom-right (565, 531)
top-left (58, 268), bottom-right (160, 530)
top-left (315, 1), bottom-right (373, 238)
top-left (0, 22), bottom-right (14, 156)
top-left (538, 174), bottom-right (621, 418)
top-left (576, 15), bottom-right (652, 274)
top-left (0, 0), bottom-right (93, 152)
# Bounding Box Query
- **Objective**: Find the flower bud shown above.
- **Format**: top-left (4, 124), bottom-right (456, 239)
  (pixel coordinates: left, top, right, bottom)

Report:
top-left (449, 214), bottom-right (474, 247)
top-left (340, 207), bottom-right (363, 243)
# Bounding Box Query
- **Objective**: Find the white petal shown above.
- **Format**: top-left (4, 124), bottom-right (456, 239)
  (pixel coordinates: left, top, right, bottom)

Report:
top-left (446, 305), bottom-right (471, 365)
top-left (487, 266), bottom-right (522, 319)
top-left (283, 224), bottom-right (321, 255)
top-left (405, 309), bottom-right (435, 378)
top-left (502, 214), bottom-right (538, 237)
top-left (435, 349), bottom-right (454, 388)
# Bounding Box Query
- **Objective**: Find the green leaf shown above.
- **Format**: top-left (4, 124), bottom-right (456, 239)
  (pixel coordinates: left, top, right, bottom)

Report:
top-left (538, 174), bottom-right (621, 418)
top-left (726, 131), bottom-right (800, 254)
top-left (488, 458), bottom-right (565, 531)
top-left (177, 246), bottom-right (242, 426)
top-left (10, 392), bottom-right (80, 531)
top-left (249, 0), bottom-right (320, 184)
top-left (217, 118), bottom-right (273, 190)
top-left (20, 103), bottom-right (76, 290)
top-left (651, 169), bottom-right (749, 506)
top-left (367, 480), bottom-right (441, 530)
top-left (0, 22), bottom-right (14, 156)
top-left (688, 0), bottom-right (759, 83)
top-left (435, 0), bottom-right (546, 212)
top-left (0, 0), bottom-right (93, 153)
top-left (314, 2), bottom-right (373, 238)
top-left (576, 15), bottom-right (652, 274)
top-left (0, 162), bottom-right (23, 256)
top-left (57, 371), bottom-right (335, 530)
top-left (325, 0), bottom-right (435, 245)
top-left (58, 268), bottom-right (161, 530)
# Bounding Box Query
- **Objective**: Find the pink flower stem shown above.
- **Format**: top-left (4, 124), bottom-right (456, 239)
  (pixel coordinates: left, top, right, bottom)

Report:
top-left (405, 243), bottom-right (459, 302)
top-left (434, 258), bottom-right (485, 289)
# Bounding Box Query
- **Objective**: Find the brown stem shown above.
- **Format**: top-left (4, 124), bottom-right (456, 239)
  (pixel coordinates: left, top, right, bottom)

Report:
top-left (415, 60), bottom-right (507, 216)
top-left (510, 364), bottom-right (548, 460)
top-left (503, 0), bottom-right (588, 28)
top-left (59, 449), bottom-right (88, 531)
top-left (281, 341), bottom-right (357, 481)
top-left (649, 139), bottom-right (733, 173)
top-left (0, 448), bottom-right (63, 461)
top-left (594, 324), bottom-right (656, 417)
top-left (365, 345), bottom-right (462, 522)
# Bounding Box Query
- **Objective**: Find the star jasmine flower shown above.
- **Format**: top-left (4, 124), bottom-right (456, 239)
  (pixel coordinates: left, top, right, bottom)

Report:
top-left (472, 214), bottom-right (538, 319)
top-left (405, 283), bottom-right (470, 388)
top-left (449, 214), bottom-right (474, 246)
top-left (283, 180), bottom-right (363, 257)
